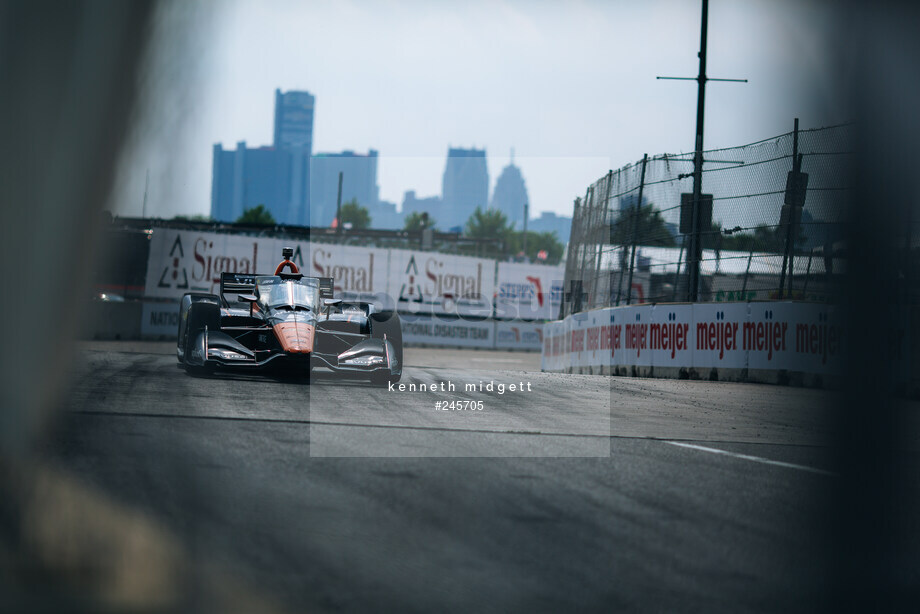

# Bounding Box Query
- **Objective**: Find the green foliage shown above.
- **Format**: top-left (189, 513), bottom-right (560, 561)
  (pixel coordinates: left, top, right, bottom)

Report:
top-left (339, 199), bottom-right (371, 230)
top-left (465, 207), bottom-right (512, 240)
top-left (403, 211), bottom-right (435, 232)
top-left (610, 204), bottom-right (676, 247)
top-left (172, 213), bottom-right (214, 223)
top-left (459, 207), bottom-right (563, 263)
top-left (463, 207), bottom-right (512, 258)
top-left (506, 230), bottom-right (565, 263)
top-left (708, 224), bottom-right (807, 254)
top-left (235, 204), bottom-right (276, 225)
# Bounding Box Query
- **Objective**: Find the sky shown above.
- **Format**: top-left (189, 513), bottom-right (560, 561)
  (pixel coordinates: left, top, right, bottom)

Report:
top-left (111, 0), bottom-right (846, 222)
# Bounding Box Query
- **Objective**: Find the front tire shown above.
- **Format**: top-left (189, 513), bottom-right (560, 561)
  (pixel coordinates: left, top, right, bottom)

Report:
top-left (182, 300), bottom-right (220, 373)
top-left (369, 372), bottom-right (398, 387)
top-left (369, 311), bottom-right (402, 384)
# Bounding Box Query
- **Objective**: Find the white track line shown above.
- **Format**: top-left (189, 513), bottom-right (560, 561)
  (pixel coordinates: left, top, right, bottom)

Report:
top-left (664, 441), bottom-right (837, 476)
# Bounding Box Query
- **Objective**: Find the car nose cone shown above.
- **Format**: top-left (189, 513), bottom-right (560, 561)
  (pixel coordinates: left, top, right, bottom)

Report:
top-left (273, 322), bottom-right (315, 353)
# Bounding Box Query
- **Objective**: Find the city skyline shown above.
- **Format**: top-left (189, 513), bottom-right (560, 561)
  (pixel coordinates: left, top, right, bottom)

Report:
top-left (110, 1), bottom-right (846, 223)
top-left (212, 92), bottom-right (559, 232)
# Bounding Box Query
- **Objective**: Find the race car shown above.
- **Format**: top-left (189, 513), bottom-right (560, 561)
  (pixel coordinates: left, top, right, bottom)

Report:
top-left (177, 247), bottom-right (402, 385)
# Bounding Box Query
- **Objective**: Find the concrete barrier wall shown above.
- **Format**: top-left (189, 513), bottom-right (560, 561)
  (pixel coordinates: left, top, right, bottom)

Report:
top-left (86, 300), bottom-right (547, 352)
top-left (541, 302), bottom-right (845, 386)
top-left (81, 301), bottom-right (143, 340)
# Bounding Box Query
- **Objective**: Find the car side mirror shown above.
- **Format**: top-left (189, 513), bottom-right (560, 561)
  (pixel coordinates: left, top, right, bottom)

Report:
top-left (323, 298), bottom-right (342, 316)
top-left (239, 294), bottom-right (257, 316)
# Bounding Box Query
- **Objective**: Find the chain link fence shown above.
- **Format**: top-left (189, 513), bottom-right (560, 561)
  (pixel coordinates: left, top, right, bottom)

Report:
top-left (561, 123), bottom-right (855, 317)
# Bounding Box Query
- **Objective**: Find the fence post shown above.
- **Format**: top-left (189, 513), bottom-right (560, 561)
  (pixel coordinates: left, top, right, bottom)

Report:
top-left (742, 238), bottom-right (754, 298)
top-left (672, 237), bottom-right (685, 302)
top-left (626, 154), bottom-right (649, 305)
top-left (610, 171), bottom-right (628, 307)
top-left (802, 249), bottom-right (813, 297)
top-left (779, 118), bottom-right (800, 298)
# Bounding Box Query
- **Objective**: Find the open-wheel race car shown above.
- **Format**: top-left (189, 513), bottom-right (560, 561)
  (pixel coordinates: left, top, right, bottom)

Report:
top-left (177, 247), bottom-right (402, 385)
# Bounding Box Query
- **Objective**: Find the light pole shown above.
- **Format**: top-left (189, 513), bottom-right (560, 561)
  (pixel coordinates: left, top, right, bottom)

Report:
top-left (335, 171), bottom-right (343, 236)
top-left (657, 0), bottom-right (746, 301)
top-left (522, 201), bottom-right (529, 259)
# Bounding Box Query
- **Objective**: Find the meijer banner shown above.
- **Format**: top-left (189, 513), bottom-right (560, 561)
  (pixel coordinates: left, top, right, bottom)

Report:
top-left (542, 302), bottom-right (843, 380)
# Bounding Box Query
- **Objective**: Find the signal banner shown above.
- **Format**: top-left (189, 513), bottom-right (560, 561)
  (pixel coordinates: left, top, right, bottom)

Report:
top-left (400, 314), bottom-right (494, 348)
top-left (307, 244), bottom-right (391, 309)
top-left (494, 320), bottom-right (545, 350)
top-left (388, 249), bottom-right (494, 318)
top-left (495, 262), bottom-right (565, 321)
top-left (144, 229), bottom-right (292, 300)
top-left (145, 229), bottom-right (394, 305)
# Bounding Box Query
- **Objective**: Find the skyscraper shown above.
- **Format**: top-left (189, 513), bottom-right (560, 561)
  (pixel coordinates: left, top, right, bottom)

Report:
top-left (273, 89), bottom-right (315, 150)
top-left (211, 141), bottom-right (294, 224)
top-left (441, 147), bottom-right (488, 231)
top-left (490, 159), bottom-right (529, 230)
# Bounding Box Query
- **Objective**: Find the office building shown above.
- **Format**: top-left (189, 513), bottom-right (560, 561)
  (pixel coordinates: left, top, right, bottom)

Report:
top-left (366, 200), bottom-right (403, 230)
top-left (529, 211), bottom-right (573, 244)
top-left (211, 89), bottom-right (314, 225)
top-left (310, 150), bottom-right (380, 227)
top-left (402, 191), bottom-right (444, 227)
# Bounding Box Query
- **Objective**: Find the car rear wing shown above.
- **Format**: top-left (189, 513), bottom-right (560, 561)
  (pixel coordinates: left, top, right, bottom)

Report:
top-left (220, 272), bottom-right (256, 294)
top-left (220, 271), bottom-right (335, 303)
top-left (318, 277), bottom-right (334, 300)
top-left (220, 272), bottom-right (256, 306)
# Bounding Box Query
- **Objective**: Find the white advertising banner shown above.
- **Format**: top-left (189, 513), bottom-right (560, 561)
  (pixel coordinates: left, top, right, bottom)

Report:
top-left (494, 320), bottom-right (546, 350)
top-left (648, 304), bottom-right (695, 368)
top-left (542, 302), bottom-right (842, 377)
top-left (541, 318), bottom-right (568, 372)
top-left (145, 229), bottom-right (287, 300)
top-left (690, 303), bottom-right (749, 369)
top-left (746, 302), bottom-right (843, 374)
top-left (400, 314), bottom-right (494, 348)
top-left (494, 263), bottom-right (565, 321)
top-left (146, 229), bottom-right (392, 306)
top-left (611, 306), bottom-right (652, 368)
top-left (306, 244), bottom-right (392, 309)
top-left (388, 249), bottom-right (494, 317)
top-left (141, 301), bottom-right (180, 338)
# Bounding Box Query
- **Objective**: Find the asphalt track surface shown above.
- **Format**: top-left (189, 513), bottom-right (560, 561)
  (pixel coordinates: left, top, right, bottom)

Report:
top-left (42, 341), bottom-right (885, 612)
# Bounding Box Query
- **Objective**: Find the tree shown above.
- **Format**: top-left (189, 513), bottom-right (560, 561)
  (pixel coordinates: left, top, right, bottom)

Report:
top-left (339, 199), bottom-right (371, 230)
top-left (236, 204), bottom-right (275, 225)
top-left (465, 207), bottom-right (512, 242)
top-left (506, 230), bottom-right (565, 264)
top-left (609, 204), bottom-right (676, 247)
top-left (703, 223), bottom-right (808, 254)
top-left (172, 213), bottom-right (213, 223)
top-left (403, 211), bottom-right (435, 232)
